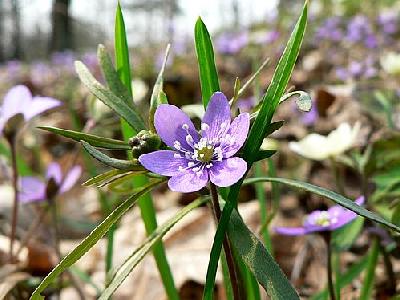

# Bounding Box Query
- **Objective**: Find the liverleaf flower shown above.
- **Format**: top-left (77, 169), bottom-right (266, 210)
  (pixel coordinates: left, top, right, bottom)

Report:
top-left (19, 162), bottom-right (82, 203)
top-left (275, 196), bottom-right (364, 235)
top-left (0, 85), bottom-right (61, 137)
top-left (289, 122), bottom-right (360, 161)
top-left (139, 92), bottom-right (249, 193)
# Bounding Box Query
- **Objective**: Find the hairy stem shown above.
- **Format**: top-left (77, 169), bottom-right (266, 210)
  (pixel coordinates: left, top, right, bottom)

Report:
top-left (210, 183), bottom-right (241, 300)
top-left (323, 232), bottom-right (337, 300)
top-left (8, 138), bottom-right (19, 262)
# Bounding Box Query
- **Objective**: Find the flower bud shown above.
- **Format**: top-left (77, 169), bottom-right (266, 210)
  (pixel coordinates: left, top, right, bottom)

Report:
top-left (3, 113), bottom-right (24, 142)
top-left (129, 130), bottom-right (161, 158)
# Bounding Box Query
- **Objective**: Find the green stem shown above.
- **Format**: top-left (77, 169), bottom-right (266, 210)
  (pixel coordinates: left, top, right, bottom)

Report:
top-left (330, 158), bottom-right (345, 195)
top-left (210, 183), bottom-right (241, 300)
top-left (360, 238), bottom-right (379, 300)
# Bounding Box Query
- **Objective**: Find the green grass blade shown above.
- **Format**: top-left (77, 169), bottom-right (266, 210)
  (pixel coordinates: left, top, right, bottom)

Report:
top-left (114, 4), bottom-right (178, 299)
top-left (228, 209), bottom-right (299, 299)
top-left (30, 179), bottom-right (164, 300)
top-left (99, 197), bottom-right (208, 299)
top-left (360, 239), bottom-right (379, 300)
top-left (39, 126), bottom-right (131, 150)
top-left (202, 2), bottom-right (308, 298)
top-left (194, 17), bottom-right (220, 108)
top-left (244, 177), bottom-right (400, 232)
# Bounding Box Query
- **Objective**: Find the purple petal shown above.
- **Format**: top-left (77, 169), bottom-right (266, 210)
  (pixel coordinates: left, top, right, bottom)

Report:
top-left (139, 150), bottom-right (190, 176)
top-left (19, 177), bottom-right (46, 203)
top-left (46, 162), bottom-right (62, 184)
top-left (223, 113), bottom-right (250, 158)
top-left (274, 226), bottom-right (308, 236)
top-left (23, 96), bottom-right (61, 120)
top-left (60, 165), bottom-right (82, 193)
top-left (202, 92), bottom-right (231, 140)
top-left (209, 157), bottom-right (247, 187)
top-left (2, 85), bottom-right (32, 120)
top-left (328, 196), bottom-right (365, 230)
top-left (154, 104), bottom-right (199, 149)
top-left (168, 170), bottom-right (208, 192)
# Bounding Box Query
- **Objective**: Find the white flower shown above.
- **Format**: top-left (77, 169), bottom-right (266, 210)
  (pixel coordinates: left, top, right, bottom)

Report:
top-left (132, 79), bottom-right (148, 104)
top-left (289, 122), bottom-right (360, 161)
top-left (380, 52), bottom-right (400, 75)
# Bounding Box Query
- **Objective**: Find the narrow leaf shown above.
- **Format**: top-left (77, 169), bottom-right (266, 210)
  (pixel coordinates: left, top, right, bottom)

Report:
top-left (30, 179), bottom-right (164, 300)
top-left (75, 61), bottom-right (146, 132)
top-left (99, 197), bottom-right (209, 299)
top-left (39, 126), bottom-right (131, 150)
top-left (244, 177), bottom-right (400, 233)
top-left (194, 17), bottom-right (220, 108)
top-left (81, 141), bottom-right (144, 171)
top-left (83, 169), bottom-right (130, 187)
top-left (228, 209), bottom-right (299, 299)
top-left (254, 150), bottom-right (277, 162)
top-left (98, 44), bottom-right (132, 105)
top-left (360, 239), bottom-right (379, 300)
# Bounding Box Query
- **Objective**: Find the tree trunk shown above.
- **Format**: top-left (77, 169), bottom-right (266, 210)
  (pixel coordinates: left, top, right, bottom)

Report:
top-left (11, 0), bottom-right (22, 59)
top-left (49, 0), bottom-right (72, 52)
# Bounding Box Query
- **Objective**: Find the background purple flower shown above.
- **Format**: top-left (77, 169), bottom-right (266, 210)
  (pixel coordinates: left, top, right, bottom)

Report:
top-left (0, 85), bottom-right (61, 135)
top-left (216, 32), bottom-right (249, 54)
top-left (139, 92), bottom-right (249, 193)
top-left (19, 162), bottom-right (82, 203)
top-left (274, 196), bottom-right (365, 235)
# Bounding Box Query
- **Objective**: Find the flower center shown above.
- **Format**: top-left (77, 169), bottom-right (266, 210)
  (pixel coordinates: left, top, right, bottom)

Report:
top-left (310, 211), bottom-right (333, 227)
top-left (196, 145), bottom-right (214, 162)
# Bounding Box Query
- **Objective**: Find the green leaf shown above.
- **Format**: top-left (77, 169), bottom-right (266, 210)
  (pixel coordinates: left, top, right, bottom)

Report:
top-left (392, 202), bottom-right (400, 226)
top-left (99, 197), bottom-right (209, 299)
top-left (39, 126), bottom-right (131, 150)
top-left (244, 177), bottom-right (400, 233)
top-left (279, 90), bottom-right (312, 112)
top-left (203, 2), bottom-right (308, 299)
top-left (243, 2), bottom-right (308, 163)
top-left (310, 255), bottom-right (369, 300)
top-left (149, 44), bottom-right (170, 131)
top-left (228, 209), bottom-right (299, 299)
top-left (30, 179), bottom-right (164, 300)
top-left (194, 17), bottom-right (220, 108)
top-left (115, 2), bottom-right (133, 96)
top-left (332, 217), bottom-right (364, 251)
top-left (254, 150), bottom-right (277, 162)
top-left (360, 239), bottom-right (379, 300)
top-left (97, 44), bottom-right (132, 106)
top-left (75, 61), bottom-right (146, 132)
top-left (83, 169), bottom-right (130, 187)
top-left (81, 141), bottom-right (144, 171)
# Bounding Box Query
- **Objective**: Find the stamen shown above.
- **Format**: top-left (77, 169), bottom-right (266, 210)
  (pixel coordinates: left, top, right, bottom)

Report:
top-left (201, 123), bottom-right (209, 131)
top-left (188, 161), bottom-right (195, 167)
top-left (182, 123), bottom-right (189, 130)
top-left (174, 141), bottom-right (181, 150)
top-left (186, 134), bottom-right (194, 144)
top-left (174, 153), bottom-right (182, 158)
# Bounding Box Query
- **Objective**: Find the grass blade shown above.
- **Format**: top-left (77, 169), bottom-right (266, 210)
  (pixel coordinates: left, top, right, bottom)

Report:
top-left (30, 179), bottom-right (164, 300)
top-left (99, 197), bottom-right (209, 299)
top-left (360, 239), bottom-right (379, 300)
top-left (194, 17), bottom-right (220, 108)
top-left (39, 126), bottom-right (131, 150)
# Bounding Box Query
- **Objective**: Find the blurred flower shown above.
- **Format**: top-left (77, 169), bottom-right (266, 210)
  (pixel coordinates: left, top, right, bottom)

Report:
top-left (30, 62), bottom-right (53, 86)
top-left (289, 122), bottom-right (360, 161)
top-left (378, 12), bottom-right (398, 35)
top-left (82, 52), bottom-right (98, 71)
top-left (275, 196), bottom-right (365, 235)
top-left (19, 162), bottom-right (81, 203)
top-left (364, 34), bottom-right (378, 49)
top-left (139, 92), bottom-right (249, 192)
top-left (0, 85), bottom-right (61, 136)
top-left (345, 15), bottom-right (372, 43)
top-left (315, 16), bottom-right (343, 42)
top-left (301, 102), bottom-right (318, 126)
top-left (349, 61), bottom-right (363, 77)
top-left (251, 30), bottom-right (280, 45)
top-left (132, 78), bottom-right (148, 104)
top-left (380, 52), bottom-right (400, 75)
top-left (216, 32), bottom-right (248, 54)
top-left (236, 96), bottom-right (256, 113)
top-left (6, 60), bottom-right (23, 80)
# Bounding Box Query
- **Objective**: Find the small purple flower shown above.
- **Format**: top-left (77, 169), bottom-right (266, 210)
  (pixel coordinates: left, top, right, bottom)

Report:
top-left (139, 92), bottom-right (249, 193)
top-left (301, 102), bottom-right (318, 126)
top-left (19, 162), bottom-right (82, 203)
top-left (275, 196), bottom-right (365, 235)
top-left (216, 32), bottom-right (248, 55)
top-left (236, 96), bottom-right (256, 113)
top-left (0, 85), bottom-right (61, 136)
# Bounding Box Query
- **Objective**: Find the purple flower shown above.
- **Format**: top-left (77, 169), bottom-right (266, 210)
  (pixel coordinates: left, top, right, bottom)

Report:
top-left (216, 32), bottom-right (248, 55)
top-left (236, 96), bottom-right (256, 113)
top-left (19, 162), bottom-right (82, 203)
top-left (275, 196), bottom-right (365, 235)
top-left (0, 85), bottom-right (61, 136)
top-left (139, 92), bottom-right (249, 193)
top-left (301, 102), bottom-right (318, 126)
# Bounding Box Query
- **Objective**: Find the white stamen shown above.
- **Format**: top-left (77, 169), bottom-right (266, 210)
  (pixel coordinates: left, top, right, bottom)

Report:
top-left (199, 153), bottom-right (205, 158)
top-left (206, 163), bottom-right (213, 168)
top-left (201, 123), bottom-right (209, 131)
top-left (174, 141), bottom-right (181, 150)
top-left (186, 134), bottom-right (194, 144)
top-left (182, 123), bottom-right (189, 130)
top-left (174, 153), bottom-right (182, 158)
top-left (188, 161), bottom-right (195, 167)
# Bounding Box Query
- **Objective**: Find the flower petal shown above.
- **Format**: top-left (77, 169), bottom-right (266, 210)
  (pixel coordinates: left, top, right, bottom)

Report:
top-left (223, 112), bottom-right (250, 157)
top-left (209, 157), bottom-right (247, 187)
top-left (202, 92), bottom-right (231, 140)
top-left (168, 170), bottom-right (208, 192)
top-left (139, 150), bottom-right (190, 176)
top-left (289, 134), bottom-right (330, 161)
top-left (60, 165), bottom-right (82, 193)
top-left (2, 85), bottom-right (32, 120)
top-left (274, 226), bottom-right (308, 236)
top-left (19, 177), bottom-right (46, 203)
top-left (23, 96), bottom-right (61, 121)
top-left (154, 104), bottom-right (198, 149)
top-left (46, 162), bottom-right (62, 184)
